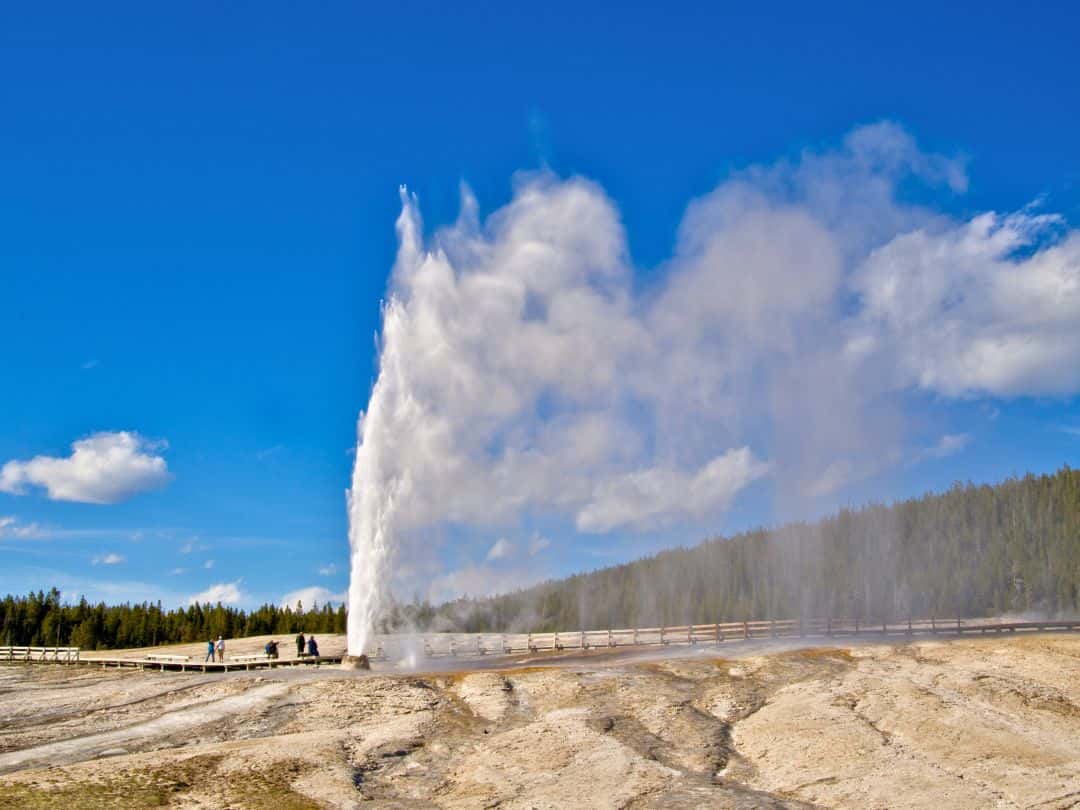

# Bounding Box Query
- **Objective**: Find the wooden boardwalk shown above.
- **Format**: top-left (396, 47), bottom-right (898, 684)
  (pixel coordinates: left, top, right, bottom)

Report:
top-left (3, 618), bottom-right (1077, 673)
top-left (0, 646), bottom-right (341, 672)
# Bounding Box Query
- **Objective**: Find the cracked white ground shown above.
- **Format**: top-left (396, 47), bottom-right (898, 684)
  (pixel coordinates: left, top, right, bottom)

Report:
top-left (0, 633), bottom-right (1078, 809)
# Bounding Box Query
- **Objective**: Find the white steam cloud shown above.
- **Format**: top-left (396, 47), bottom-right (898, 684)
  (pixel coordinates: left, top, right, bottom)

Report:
top-left (346, 122), bottom-right (1080, 653)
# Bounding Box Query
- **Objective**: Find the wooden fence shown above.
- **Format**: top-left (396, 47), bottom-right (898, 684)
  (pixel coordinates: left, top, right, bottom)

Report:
top-left (1, 646), bottom-right (80, 663)
top-left (369, 616), bottom-right (1080, 660)
top-left (2, 619), bottom-right (1078, 671)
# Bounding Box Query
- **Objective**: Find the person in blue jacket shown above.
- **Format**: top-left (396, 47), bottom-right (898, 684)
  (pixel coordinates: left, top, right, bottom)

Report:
top-left (204, 639), bottom-right (214, 662)
top-left (306, 636), bottom-right (319, 657)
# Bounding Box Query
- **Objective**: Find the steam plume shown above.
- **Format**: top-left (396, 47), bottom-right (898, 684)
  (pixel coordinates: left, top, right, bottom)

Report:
top-left (347, 123), bottom-right (1080, 653)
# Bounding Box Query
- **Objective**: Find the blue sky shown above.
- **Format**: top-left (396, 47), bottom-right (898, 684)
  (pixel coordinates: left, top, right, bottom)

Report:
top-left (2, 2), bottom-right (1078, 610)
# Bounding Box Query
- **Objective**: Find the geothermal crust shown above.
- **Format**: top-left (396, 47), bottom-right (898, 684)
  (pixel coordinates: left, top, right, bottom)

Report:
top-left (0, 634), bottom-right (1078, 809)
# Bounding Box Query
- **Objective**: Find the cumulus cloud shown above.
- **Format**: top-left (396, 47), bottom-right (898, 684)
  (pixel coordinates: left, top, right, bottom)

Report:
top-left (0, 432), bottom-right (170, 504)
top-left (853, 211), bottom-right (1080, 397)
top-left (92, 552), bottom-right (125, 565)
top-left (190, 581), bottom-right (244, 605)
top-left (347, 121), bottom-right (1080, 633)
top-left (280, 586), bottom-right (345, 610)
top-left (318, 563), bottom-right (338, 576)
top-left (577, 449), bottom-right (771, 533)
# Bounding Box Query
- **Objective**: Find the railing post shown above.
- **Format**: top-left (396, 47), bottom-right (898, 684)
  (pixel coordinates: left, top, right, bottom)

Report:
top-left (715, 622), bottom-right (721, 644)
top-left (743, 621), bottom-right (749, 640)
top-left (827, 616), bottom-right (832, 637)
top-left (907, 616), bottom-right (912, 636)
top-left (660, 626), bottom-right (665, 645)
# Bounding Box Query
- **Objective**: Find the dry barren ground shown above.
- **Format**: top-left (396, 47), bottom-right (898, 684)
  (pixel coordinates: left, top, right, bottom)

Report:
top-left (0, 634), bottom-right (1078, 809)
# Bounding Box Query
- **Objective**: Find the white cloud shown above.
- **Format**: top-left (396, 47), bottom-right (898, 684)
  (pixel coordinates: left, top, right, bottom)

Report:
top-left (1060, 425), bottom-right (1080, 437)
top-left (280, 586), bottom-right (345, 610)
top-left (852, 212), bottom-right (1080, 397)
top-left (917, 433), bottom-right (971, 461)
top-left (576, 448), bottom-right (771, 533)
top-left (318, 563), bottom-right (337, 576)
top-left (190, 581), bottom-right (244, 605)
top-left (92, 553), bottom-right (125, 566)
top-left (486, 538), bottom-right (515, 561)
top-left (0, 516), bottom-right (46, 540)
top-left (178, 540), bottom-right (209, 555)
top-left (804, 461), bottom-right (855, 499)
top-left (169, 567), bottom-right (187, 576)
top-left (203, 559), bottom-right (214, 569)
top-left (527, 534), bottom-right (550, 556)
top-left (0, 431), bottom-right (170, 504)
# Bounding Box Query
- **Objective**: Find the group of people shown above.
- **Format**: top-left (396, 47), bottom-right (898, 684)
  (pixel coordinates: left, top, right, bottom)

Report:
top-left (295, 632), bottom-right (319, 657)
top-left (204, 635), bottom-right (225, 662)
top-left (202, 633), bottom-right (321, 663)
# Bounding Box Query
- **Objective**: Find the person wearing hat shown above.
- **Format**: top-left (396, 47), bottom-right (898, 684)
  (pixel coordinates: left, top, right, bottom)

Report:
top-left (215, 635), bottom-right (225, 662)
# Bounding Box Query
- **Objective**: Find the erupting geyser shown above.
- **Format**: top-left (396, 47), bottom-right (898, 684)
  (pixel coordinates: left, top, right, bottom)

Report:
top-left (346, 190), bottom-right (422, 655)
top-left (345, 125), bottom-right (1076, 655)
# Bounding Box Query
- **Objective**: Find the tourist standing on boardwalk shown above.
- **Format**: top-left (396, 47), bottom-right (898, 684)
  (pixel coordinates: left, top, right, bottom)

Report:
top-left (307, 636), bottom-right (319, 657)
top-left (215, 635), bottom-right (225, 662)
top-left (204, 639), bottom-right (214, 662)
top-left (296, 632), bottom-right (305, 657)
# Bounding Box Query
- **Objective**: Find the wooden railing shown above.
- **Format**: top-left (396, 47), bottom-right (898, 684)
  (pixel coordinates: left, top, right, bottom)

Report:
top-left (1, 646), bottom-right (80, 662)
top-left (370, 616), bottom-right (1080, 660)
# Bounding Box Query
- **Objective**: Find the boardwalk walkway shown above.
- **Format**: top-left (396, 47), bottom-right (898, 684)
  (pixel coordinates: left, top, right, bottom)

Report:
top-left (3, 617), bottom-right (1077, 673)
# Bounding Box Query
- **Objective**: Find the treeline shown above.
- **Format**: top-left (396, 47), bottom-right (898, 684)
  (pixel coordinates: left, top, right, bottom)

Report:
top-left (0, 591), bottom-right (346, 651)
top-left (384, 466), bottom-right (1080, 633)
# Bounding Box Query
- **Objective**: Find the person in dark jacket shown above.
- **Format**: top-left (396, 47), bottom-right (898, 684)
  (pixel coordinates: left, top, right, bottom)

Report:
top-left (307, 636), bottom-right (319, 657)
top-left (296, 632), bottom-right (305, 657)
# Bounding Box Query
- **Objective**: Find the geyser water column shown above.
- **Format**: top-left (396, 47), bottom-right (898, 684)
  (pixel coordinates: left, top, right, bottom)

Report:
top-left (346, 296), bottom-right (412, 656)
top-left (346, 301), bottom-right (407, 655)
top-left (346, 191), bottom-right (424, 656)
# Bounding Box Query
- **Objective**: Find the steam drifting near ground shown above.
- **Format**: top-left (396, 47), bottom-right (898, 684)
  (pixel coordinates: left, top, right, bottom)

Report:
top-left (346, 122), bottom-right (1080, 654)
